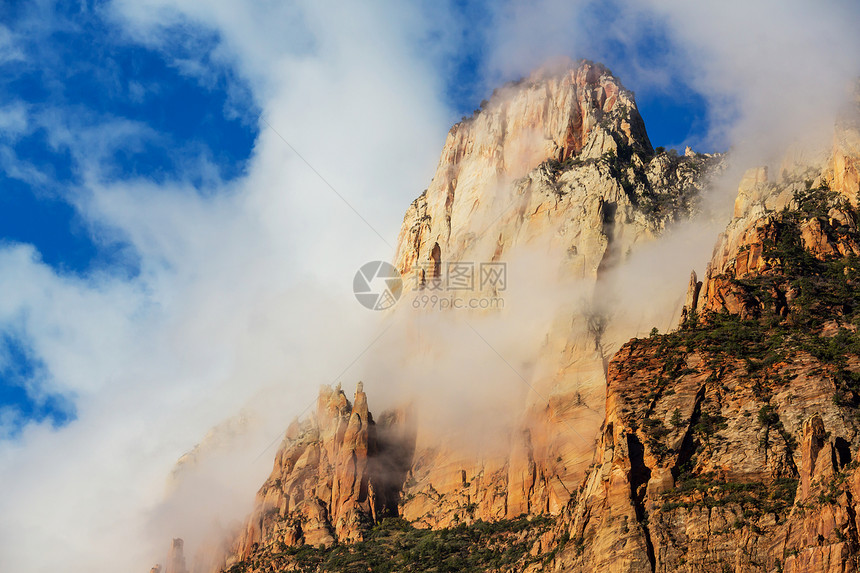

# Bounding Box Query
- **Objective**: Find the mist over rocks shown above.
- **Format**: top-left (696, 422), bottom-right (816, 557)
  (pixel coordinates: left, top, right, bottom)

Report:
top-left (162, 59), bottom-right (739, 572)
top-left (551, 118), bottom-right (860, 573)
top-left (382, 59), bottom-right (722, 534)
top-left (148, 39), bottom-right (860, 570)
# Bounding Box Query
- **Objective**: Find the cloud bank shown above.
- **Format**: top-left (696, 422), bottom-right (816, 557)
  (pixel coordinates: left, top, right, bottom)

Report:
top-left (0, 1), bottom-right (858, 572)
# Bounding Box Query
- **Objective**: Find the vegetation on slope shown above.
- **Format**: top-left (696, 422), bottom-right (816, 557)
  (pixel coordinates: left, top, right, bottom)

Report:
top-left (618, 183), bottom-right (860, 551)
top-left (229, 185), bottom-right (860, 573)
top-left (226, 515), bottom-right (559, 573)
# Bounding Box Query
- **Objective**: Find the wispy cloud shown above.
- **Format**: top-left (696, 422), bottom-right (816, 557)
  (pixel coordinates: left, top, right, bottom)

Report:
top-left (0, 2), bottom-right (455, 571)
top-left (0, 24), bottom-right (25, 65)
top-left (1, 1), bottom-right (859, 572)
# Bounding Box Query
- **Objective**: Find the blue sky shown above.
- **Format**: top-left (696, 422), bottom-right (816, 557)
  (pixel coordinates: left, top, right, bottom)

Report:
top-left (0, 4), bottom-right (259, 432)
top-left (0, 2), bottom-right (714, 436)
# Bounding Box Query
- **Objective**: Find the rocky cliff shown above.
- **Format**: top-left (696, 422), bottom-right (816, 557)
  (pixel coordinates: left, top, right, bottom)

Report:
top-left (395, 60), bottom-right (712, 288)
top-left (182, 59), bottom-right (728, 573)
top-left (390, 59), bottom-right (722, 533)
top-left (222, 383), bottom-right (414, 569)
top-left (216, 160), bottom-right (860, 572)
top-left (547, 126), bottom-right (860, 572)
top-left (158, 61), bottom-right (860, 573)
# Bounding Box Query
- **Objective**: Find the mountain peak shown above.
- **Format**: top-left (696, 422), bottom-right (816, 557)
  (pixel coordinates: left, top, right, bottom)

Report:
top-left (394, 61), bottom-right (703, 284)
top-left (455, 59), bottom-right (652, 166)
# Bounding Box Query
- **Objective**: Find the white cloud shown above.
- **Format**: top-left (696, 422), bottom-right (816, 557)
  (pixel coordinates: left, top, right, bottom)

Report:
top-left (0, 2), bottom-right (455, 572)
top-left (642, 0), bottom-right (860, 158)
top-left (0, 103), bottom-right (29, 138)
top-left (0, 24), bottom-right (25, 65)
top-left (2, 1), bottom-right (860, 572)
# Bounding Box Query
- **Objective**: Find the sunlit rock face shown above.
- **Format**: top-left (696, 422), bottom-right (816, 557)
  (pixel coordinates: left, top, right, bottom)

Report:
top-left (390, 59), bottom-right (721, 529)
top-left (689, 117), bottom-right (860, 320)
top-left (224, 383), bottom-right (413, 569)
top-left (185, 60), bottom-right (732, 572)
top-left (393, 60), bottom-right (653, 285)
top-left (175, 58), bottom-right (860, 573)
top-left (550, 120), bottom-right (860, 573)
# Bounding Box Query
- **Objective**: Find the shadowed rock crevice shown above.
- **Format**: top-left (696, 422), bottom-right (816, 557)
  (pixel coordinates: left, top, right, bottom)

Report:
top-left (626, 433), bottom-right (656, 572)
top-left (671, 384), bottom-right (706, 483)
top-left (371, 409), bottom-right (417, 520)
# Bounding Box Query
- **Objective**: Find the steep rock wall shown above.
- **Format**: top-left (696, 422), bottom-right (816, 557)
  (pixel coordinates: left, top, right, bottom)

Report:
top-left (392, 60), bottom-right (721, 529)
top-left (552, 134), bottom-right (860, 573)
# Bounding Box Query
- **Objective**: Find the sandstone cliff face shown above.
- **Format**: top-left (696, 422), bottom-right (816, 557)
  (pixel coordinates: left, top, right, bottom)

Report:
top-left (548, 139), bottom-right (860, 572)
top-left (830, 101), bottom-right (860, 209)
top-left (391, 60), bottom-right (721, 530)
top-left (394, 60), bottom-right (651, 281)
top-left (222, 383), bottom-right (413, 570)
top-left (394, 60), bottom-right (711, 289)
top-left (200, 61), bottom-right (724, 572)
top-left (553, 336), bottom-right (860, 573)
top-left (198, 62), bottom-right (860, 573)
top-left (687, 115), bottom-right (860, 321)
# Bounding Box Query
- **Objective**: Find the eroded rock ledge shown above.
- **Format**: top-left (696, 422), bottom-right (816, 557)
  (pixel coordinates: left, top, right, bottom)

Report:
top-left (227, 383), bottom-right (414, 566)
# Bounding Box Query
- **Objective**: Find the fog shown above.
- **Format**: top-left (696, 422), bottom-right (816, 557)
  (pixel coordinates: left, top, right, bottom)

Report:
top-left (1, 1), bottom-right (858, 572)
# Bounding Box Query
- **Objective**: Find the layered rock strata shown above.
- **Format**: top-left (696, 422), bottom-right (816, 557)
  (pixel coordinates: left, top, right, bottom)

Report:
top-left (391, 60), bottom-right (722, 530)
top-left (550, 130), bottom-right (860, 573)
